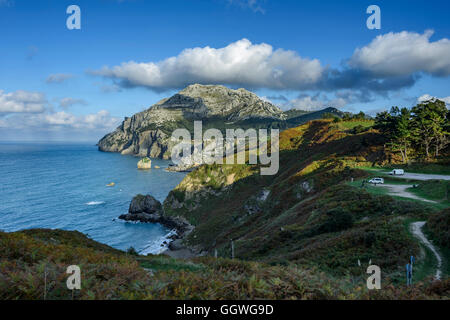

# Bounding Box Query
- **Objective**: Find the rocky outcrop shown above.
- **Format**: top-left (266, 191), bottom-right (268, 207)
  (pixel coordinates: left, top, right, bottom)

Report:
top-left (243, 189), bottom-right (271, 215)
top-left (137, 157), bottom-right (152, 169)
top-left (119, 194), bottom-right (194, 238)
top-left (98, 84), bottom-right (286, 159)
top-left (128, 194), bottom-right (161, 214)
top-left (165, 164), bottom-right (198, 173)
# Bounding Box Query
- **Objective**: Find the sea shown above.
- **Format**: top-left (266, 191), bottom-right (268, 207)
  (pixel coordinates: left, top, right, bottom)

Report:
top-left (0, 142), bottom-right (186, 254)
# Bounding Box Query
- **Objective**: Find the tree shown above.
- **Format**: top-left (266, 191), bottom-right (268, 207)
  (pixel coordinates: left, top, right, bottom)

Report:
top-left (355, 111), bottom-right (366, 120)
top-left (374, 110), bottom-right (395, 136)
top-left (434, 105), bottom-right (450, 157)
top-left (375, 107), bottom-right (412, 162)
top-left (411, 99), bottom-right (448, 159)
top-left (392, 107), bottom-right (412, 163)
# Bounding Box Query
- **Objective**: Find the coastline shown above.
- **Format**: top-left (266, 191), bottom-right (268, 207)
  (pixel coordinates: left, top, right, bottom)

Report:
top-left (118, 209), bottom-right (198, 258)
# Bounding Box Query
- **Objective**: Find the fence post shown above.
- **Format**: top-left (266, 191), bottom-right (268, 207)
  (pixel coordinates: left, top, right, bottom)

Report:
top-left (44, 266), bottom-right (47, 300)
top-left (231, 240), bottom-right (234, 259)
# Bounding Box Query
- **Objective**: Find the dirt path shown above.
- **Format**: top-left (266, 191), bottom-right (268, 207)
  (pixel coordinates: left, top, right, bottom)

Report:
top-left (411, 221), bottom-right (442, 280)
top-left (382, 172), bottom-right (450, 181)
top-left (380, 184), bottom-right (437, 203)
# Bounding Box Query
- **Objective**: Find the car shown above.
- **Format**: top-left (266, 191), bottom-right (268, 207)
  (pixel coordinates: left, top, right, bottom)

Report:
top-left (388, 169), bottom-right (405, 175)
top-left (368, 178), bottom-right (384, 185)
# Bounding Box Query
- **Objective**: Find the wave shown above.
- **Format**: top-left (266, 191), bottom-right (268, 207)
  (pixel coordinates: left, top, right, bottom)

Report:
top-left (85, 201), bottom-right (105, 206)
top-left (139, 229), bottom-right (177, 255)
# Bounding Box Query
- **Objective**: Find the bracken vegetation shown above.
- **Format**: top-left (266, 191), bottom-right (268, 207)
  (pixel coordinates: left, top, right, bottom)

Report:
top-left (427, 208), bottom-right (450, 249)
top-left (1, 229), bottom-right (448, 299)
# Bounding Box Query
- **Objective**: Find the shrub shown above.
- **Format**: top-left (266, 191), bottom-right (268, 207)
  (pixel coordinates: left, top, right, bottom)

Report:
top-left (427, 208), bottom-right (450, 249)
top-left (352, 125), bottom-right (366, 134)
top-left (127, 247), bottom-right (138, 256)
top-left (318, 208), bottom-right (354, 233)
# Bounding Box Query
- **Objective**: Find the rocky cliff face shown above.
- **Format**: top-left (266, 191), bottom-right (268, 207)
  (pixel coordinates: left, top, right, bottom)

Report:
top-left (97, 84), bottom-right (286, 159)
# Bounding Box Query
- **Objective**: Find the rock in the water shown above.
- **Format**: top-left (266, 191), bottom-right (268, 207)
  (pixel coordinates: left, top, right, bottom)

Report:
top-left (137, 157), bottom-right (152, 169)
top-left (119, 194), bottom-right (194, 239)
top-left (128, 194), bottom-right (162, 214)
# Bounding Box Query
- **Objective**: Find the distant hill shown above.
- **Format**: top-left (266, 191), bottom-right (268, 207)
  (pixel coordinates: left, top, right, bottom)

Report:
top-left (283, 109), bottom-right (310, 119)
top-left (286, 107), bottom-right (345, 126)
top-left (97, 84), bottom-right (346, 159)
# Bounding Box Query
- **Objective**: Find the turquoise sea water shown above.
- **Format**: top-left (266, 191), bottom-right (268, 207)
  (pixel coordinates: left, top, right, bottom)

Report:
top-left (0, 142), bottom-right (186, 254)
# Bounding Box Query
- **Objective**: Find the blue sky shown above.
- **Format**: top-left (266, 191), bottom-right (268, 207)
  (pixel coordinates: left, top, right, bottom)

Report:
top-left (0, 0), bottom-right (449, 141)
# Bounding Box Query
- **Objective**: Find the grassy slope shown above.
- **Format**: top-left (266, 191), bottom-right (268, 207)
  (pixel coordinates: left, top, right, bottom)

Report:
top-left (347, 177), bottom-right (450, 211)
top-left (1, 229), bottom-right (448, 300)
top-left (163, 120), bottom-right (447, 282)
top-left (361, 163), bottom-right (450, 175)
top-left (408, 180), bottom-right (450, 205)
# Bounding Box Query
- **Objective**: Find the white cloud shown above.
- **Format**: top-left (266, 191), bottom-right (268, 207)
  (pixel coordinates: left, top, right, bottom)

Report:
top-left (59, 97), bottom-right (87, 109)
top-left (287, 94), bottom-right (347, 111)
top-left (289, 95), bottom-right (326, 111)
top-left (92, 38), bottom-right (323, 91)
top-left (92, 33), bottom-right (450, 94)
top-left (43, 110), bottom-right (119, 129)
top-left (349, 30), bottom-right (450, 77)
top-left (0, 110), bottom-right (120, 131)
top-left (0, 87), bottom-right (120, 139)
top-left (46, 73), bottom-right (74, 84)
top-left (417, 94), bottom-right (450, 105)
top-left (0, 90), bottom-right (47, 113)
top-left (77, 110), bottom-right (120, 130)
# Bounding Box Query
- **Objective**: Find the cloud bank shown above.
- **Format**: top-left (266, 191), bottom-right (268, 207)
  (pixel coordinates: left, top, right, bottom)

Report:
top-left (0, 89), bottom-right (120, 140)
top-left (0, 109), bottom-right (120, 132)
top-left (91, 38), bottom-right (323, 91)
top-left (92, 31), bottom-right (450, 99)
top-left (0, 90), bottom-right (47, 113)
top-left (349, 30), bottom-right (450, 77)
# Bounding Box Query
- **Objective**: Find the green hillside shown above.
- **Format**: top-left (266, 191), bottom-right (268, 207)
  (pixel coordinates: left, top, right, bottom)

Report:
top-left (2, 118), bottom-right (449, 300)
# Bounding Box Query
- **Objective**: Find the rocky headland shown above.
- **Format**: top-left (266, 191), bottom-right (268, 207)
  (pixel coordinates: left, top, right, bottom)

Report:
top-left (97, 84), bottom-right (343, 160)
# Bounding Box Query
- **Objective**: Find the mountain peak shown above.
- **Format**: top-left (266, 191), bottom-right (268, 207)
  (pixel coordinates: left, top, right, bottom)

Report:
top-left (174, 84), bottom-right (285, 120)
top-left (98, 84), bottom-right (286, 158)
top-left (179, 83), bottom-right (256, 99)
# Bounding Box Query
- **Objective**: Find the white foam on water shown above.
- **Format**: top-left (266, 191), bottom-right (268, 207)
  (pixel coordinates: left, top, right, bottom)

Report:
top-left (139, 229), bottom-right (178, 255)
top-left (86, 201), bottom-right (105, 206)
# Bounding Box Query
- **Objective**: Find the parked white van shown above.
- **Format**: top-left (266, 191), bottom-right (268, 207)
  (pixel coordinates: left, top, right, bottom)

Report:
top-left (368, 178), bottom-right (384, 185)
top-left (389, 169), bottom-right (405, 176)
